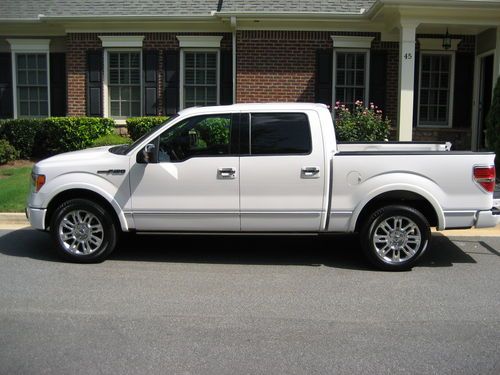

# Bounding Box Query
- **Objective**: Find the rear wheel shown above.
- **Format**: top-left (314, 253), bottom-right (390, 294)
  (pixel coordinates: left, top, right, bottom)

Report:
top-left (360, 205), bottom-right (430, 271)
top-left (50, 199), bottom-right (117, 263)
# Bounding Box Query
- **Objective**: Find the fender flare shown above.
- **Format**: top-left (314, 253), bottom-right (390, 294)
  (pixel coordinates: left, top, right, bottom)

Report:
top-left (349, 183), bottom-right (446, 231)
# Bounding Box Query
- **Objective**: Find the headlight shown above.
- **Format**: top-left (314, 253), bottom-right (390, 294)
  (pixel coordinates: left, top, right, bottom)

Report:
top-left (31, 173), bottom-right (46, 193)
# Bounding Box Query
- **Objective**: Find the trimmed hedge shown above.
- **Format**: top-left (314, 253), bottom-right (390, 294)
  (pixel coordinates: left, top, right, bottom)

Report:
top-left (92, 133), bottom-right (132, 147)
top-left (0, 139), bottom-right (20, 164)
top-left (0, 117), bottom-right (115, 158)
top-left (126, 116), bottom-right (169, 141)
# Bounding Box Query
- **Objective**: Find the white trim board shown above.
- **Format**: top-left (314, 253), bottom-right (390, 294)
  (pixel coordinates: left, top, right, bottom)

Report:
top-left (176, 36), bottom-right (223, 48)
top-left (99, 36), bottom-right (144, 48)
top-left (331, 36), bottom-right (374, 49)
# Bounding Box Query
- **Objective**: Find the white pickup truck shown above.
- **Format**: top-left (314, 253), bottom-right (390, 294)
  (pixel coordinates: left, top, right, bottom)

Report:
top-left (26, 103), bottom-right (499, 270)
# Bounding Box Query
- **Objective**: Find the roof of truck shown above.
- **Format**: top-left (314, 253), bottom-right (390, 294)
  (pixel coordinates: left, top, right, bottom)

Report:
top-left (178, 103), bottom-right (330, 116)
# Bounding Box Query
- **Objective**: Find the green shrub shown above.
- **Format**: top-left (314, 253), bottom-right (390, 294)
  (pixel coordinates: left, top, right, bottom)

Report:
top-left (0, 139), bottom-right (20, 164)
top-left (92, 133), bottom-right (132, 147)
top-left (486, 76), bottom-right (500, 172)
top-left (127, 117), bottom-right (169, 141)
top-left (0, 118), bottom-right (41, 159)
top-left (0, 117), bottom-right (115, 157)
top-left (41, 117), bottom-right (115, 155)
top-left (334, 101), bottom-right (391, 142)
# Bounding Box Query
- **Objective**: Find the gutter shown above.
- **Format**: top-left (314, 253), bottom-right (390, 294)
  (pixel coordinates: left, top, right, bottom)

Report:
top-left (211, 11), bottom-right (367, 20)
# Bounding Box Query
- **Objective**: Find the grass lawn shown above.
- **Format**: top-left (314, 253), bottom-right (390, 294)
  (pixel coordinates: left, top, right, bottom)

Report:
top-left (0, 161), bottom-right (33, 212)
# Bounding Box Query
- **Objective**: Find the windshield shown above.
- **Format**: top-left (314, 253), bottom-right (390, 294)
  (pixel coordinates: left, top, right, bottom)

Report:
top-left (110, 115), bottom-right (179, 155)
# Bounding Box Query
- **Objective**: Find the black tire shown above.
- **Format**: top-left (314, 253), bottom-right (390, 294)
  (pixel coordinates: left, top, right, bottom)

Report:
top-left (50, 198), bottom-right (117, 263)
top-left (360, 205), bottom-right (430, 271)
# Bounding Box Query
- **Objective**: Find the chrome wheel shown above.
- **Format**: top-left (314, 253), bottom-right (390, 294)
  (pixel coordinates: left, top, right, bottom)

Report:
top-left (58, 210), bottom-right (104, 255)
top-left (372, 215), bottom-right (421, 264)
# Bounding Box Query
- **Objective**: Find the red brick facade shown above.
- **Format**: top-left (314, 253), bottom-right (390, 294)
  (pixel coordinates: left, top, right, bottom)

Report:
top-left (64, 31), bottom-right (475, 149)
top-left (66, 32), bottom-right (232, 116)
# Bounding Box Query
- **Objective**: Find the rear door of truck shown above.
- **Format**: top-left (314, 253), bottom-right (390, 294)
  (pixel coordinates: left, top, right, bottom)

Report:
top-left (239, 110), bottom-right (326, 231)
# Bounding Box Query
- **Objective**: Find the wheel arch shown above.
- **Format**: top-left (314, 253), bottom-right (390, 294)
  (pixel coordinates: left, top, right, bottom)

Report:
top-left (45, 188), bottom-right (128, 232)
top-left (353, 188), bottom-right (444, 232)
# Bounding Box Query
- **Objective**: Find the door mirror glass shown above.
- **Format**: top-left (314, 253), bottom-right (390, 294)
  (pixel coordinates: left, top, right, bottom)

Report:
top-left (137, 143), bottom-right (156, 164)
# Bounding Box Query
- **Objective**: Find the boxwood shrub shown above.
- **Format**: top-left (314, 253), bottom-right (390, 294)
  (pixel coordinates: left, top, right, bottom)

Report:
top-left (0, 139), bottom-right (20, 164)
top-left (0, 117), bottom-right (115, 158)
top-left (126, 116), bottom-right (169, 141)
top-left (92, 133), bottom-right (132, 147)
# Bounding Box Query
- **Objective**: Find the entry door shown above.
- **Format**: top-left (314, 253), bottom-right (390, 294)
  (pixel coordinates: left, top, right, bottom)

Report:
top-left (477, 54), bottom-right (493, 150)
top-left (129, 114), bottom-right (240, 231)
top-left (240, 112), bottom-right (325, 231)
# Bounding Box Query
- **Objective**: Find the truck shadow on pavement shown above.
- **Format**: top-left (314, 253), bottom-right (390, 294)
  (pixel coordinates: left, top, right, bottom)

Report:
top-left (0, 229), bottom-right (477, 270)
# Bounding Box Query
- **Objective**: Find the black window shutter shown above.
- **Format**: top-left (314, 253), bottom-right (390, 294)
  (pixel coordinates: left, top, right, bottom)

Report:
top-left (413, 51), bottom-right (420, 127)
top-left (143, 50), bottom-right (158, 116)
top-left (86, 50), bottom-right (103, 117)
top-left (452, 53), bottom-right (474, 128)
top-left (220, 50), bottom-right (233, 105)
top-left (0, 53), bottom-right (13, 118)
top-left (50, 53), bottom-right (67, 117)
top-left (164, 49), bottom-right (179, 116)
top-left (315, 49), bottom-right (333, 106)
top-left (369, 50), bottom-right (387, 113)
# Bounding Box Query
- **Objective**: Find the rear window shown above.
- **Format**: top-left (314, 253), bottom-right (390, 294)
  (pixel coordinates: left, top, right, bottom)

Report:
top-left (250, 113), bottom-right (311, 155)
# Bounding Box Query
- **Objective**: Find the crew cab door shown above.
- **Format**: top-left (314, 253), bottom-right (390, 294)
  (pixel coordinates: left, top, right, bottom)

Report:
top-left (129, 113), bottom-right (240, 231)
top-left (239, 111), bottom-right (325, 231)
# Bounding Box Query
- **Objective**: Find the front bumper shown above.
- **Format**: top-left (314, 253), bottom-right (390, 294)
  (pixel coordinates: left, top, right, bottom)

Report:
top-left (475, 208), bottom-right (500, 228)
top-left (26, 206), bottom-right (47, 230)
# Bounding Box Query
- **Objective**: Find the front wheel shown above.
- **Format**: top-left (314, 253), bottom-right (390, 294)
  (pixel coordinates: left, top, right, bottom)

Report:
top-left (50, 199), bottom-right (118, 263)
top-left (360, 205), bottom-right (430, 271)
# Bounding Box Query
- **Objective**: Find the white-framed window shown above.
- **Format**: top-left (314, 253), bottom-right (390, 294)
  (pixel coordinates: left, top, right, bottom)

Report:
top-left (333, 49), bottom-right (370, 111)
top-left (418, 51), bottom-right (455, 127)
top-left (99, 36), bottom-right (144, 120)
top-left (177, 36), bottom-right (222, 110)
top-left (107, 50), bottom-right (142, 118)
top-left (180, 50), bottom-right (219, 109)
top-left (7, 39), bottom-right (51, 118)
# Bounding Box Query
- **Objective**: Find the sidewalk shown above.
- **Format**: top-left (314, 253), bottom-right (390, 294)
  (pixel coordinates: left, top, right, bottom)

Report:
top-left (1, 212), bottom-right (498, 236)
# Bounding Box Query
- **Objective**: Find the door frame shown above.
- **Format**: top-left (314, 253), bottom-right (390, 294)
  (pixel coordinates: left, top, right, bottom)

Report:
top-left (472, 50), bottom-right (495, 150)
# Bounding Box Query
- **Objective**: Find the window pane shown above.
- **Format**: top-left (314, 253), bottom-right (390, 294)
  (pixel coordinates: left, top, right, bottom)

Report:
top-left (120, 69), bottom-right (130, 84)
top-left (29, 87), bottom-right (38, 101)
top-left (109, 53), bottom-right (119, 68)
top-left (131, 87), bottom-right (140, 101)
top-left (206, 53), bottom-right (216, 68)
top-left (346, 54), bottom-right (355, 69)
top-left (185, 53), bottom-right (195, 68)
top-left (206, 87), bottom-right (217, 105)
top-left (131, 101), bottom-right (141, 117)
top-left (130, 69), bottom-right (140, 84)
top-left (356, 54), bottom-right (365, 70)
top-left (28, 71), bottom-right (37, 85)
top-left (130, 53), bottom-right (140, 68)
top-left (20, 101), bottom-right (29, 116)
top-left (19, 87), bottom-right (28, 100)
top-left (17, 71), bottom-right (26, 85)
top-left (27, 55), bottom-right (37, 69)
top-left (40, 88), bottom-right (47, 101)
top-left (40, 101), bottom-right (48, 116)
top-left (110, 101), bottom-right (120, 116)
top-left (355, 70), bottom-right (364, 86)
top-left (196, 53), bottom-right (206, 69)
top-left (119, 53), bottom-right (129, 68)
top-left (158, 114), bottom-right (232, 162)
top-left (183, 52), bottom-right (218, 108)
top-left (206, 69), bottom-right (216, 84)
top-left (335, 52), bottom-right (367, 112)
top-left (17, 54), bottom-right (26, 69)
top-left (250, 113), bottom-right (311, 155)
top-left (38, 71), bottom-right (47, 85)
top-left (38, 55), bottom-right (46, 69)
top-left (185, 87), bottom-right (195, 102)
top-left (109, 86), bottom-right (120, 101)
top-left (30, 101), bottom-right (39, 116)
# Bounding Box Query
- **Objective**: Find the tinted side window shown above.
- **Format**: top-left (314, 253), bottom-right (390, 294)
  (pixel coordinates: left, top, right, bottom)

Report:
top-left (158, 114), bottom-right (232, 162)
top-left (250, 113), bottom-right (311, 155)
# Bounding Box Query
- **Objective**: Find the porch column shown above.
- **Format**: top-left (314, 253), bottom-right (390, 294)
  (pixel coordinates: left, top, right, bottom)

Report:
top-left (397, 21), bottom-right (419, 141)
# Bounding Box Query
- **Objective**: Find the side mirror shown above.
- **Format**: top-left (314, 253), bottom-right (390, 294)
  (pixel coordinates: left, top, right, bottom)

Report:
top-left (137, 143), bottom-right (156, 164)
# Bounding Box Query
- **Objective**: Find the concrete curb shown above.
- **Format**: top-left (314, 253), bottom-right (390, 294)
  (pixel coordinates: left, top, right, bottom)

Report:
top-left (0, 213), bottom-right (29, 225)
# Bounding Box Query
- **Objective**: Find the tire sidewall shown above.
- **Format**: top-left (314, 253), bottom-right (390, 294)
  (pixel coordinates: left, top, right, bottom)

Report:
top-left (361, 205), bottom-right (430, 271)
top-left (50, 199), bottom-right (117, 263)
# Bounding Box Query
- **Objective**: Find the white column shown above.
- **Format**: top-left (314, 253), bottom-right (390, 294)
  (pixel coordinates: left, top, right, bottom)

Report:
top-left (397, 22), bottom-right (419, 141)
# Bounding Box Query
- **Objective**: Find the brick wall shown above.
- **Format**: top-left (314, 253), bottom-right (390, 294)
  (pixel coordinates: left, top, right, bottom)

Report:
top-left (66, 32), bottom-right (232, 116)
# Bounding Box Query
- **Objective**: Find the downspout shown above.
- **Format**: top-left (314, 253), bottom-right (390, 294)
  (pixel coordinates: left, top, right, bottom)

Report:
top-left (231, 16), bottom-right (237, 103)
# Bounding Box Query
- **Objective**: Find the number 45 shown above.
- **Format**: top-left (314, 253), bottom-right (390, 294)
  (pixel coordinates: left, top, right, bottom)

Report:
top-left (404, 53), bottom-right (413, 60)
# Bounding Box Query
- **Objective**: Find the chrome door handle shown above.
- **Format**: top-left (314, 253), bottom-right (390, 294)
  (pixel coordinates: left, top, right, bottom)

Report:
top-left (301, 166), bottom-right (320, 178)
top-left (217, 167), bottom-right (236, 179)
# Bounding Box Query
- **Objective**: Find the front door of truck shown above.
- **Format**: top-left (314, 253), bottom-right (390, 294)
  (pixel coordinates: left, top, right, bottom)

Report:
top-left (129, 113), bottom-right (240, 231)
top-left (239, 111), bottom-right (325, 231)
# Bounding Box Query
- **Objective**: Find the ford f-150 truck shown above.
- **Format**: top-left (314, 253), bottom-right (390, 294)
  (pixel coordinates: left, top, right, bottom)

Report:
top-left (26, 103), bottom-right (499, 270)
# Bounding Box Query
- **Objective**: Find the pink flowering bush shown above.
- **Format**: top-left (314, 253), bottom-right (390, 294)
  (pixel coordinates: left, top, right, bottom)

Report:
top-left (334, 100), bottom-right (391, 141)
